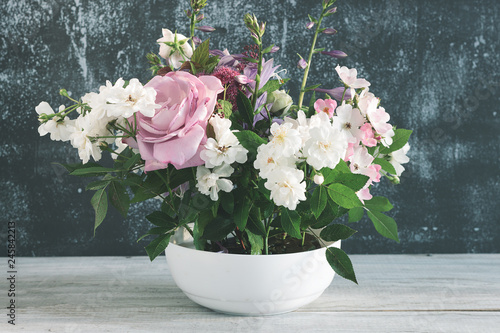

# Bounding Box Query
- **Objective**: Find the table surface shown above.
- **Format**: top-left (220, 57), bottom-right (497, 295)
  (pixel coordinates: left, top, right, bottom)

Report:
top-left (1, 254), bottom-right (499, 333)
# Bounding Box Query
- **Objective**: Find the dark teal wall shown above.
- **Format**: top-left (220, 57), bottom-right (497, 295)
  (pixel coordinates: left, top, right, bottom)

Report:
top-left (1, 0), bottom-right (499, 255)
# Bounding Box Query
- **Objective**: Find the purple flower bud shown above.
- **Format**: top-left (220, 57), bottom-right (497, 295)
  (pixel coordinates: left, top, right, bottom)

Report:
top-left (193, 36), bottom-right (202, 45)
top-left (322, 28), bottom-right (338, 35)
top-left (306, 21), bottom-right (315, 30)
top-left (270, 46), bottom-right (280, 53)
top-left (196, 25), bottom-right (216, 32)
top-left (196, 13), bottom-right (204, 22)
top-left (185, 9), bottom-right (192, 17)
top-left (313, 87), bottom-right (351, 101)
top-left (235, 75), bottom-right (254, 85)
top-left (320, 50), bottom-right (348, 59)
top-left (297, 58), bottom-right (308, 69)
top-left (327, 7), bottom-right (337, 14)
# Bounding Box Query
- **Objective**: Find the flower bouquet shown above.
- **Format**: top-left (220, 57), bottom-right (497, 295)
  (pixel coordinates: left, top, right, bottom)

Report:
top-left (35, 0), bottom-right (411, 286)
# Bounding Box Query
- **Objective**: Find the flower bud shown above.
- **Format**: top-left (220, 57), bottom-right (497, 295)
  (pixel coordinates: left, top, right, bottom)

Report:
top-left (59, 89), bottom-right (69, 97)
top-left (320, 50), bottom-right (348, 59)
top-left (196, 13), bottom-right (204, 22)
top-left (185, 9), bottom-right (192, 17)
top-left (314, 174), bottom-right (324, 185)
top-left (196, 25), bottom-right (215, 32)
top-left (270, 46), bottom-right (280, 53)
top-left (268, 90), bottom-right (293, 116)
top-left (306, 21), bottom-right (315, 30)
top-left (192, 36), bottom-right (202, 45)
top-left (327, 7), bottom-right (337, 14)
top-left (322, 28), bottom-right (338, 35)
top-left (297, 58), bottom-right (307, 69)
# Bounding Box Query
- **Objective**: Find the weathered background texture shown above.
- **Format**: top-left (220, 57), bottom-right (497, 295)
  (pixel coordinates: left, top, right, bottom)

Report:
top-left (0, 0), bottom-right (499, 256)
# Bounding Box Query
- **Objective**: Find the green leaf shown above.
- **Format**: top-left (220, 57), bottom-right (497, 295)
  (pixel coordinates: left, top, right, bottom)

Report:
top-left (91, 188), bottom-right (108, 233)
top-left (307, 14), bottom-right (318, 24)
top-left (258, 78), bottom-right (289, 96)
top-left (333, 173), bottom-right (370, 192)
top-left (326, 247), bottom-right (358, 284)
top-left (280, 209), bottom-right (302, 239)
top-left (378, 129), bottom-right (412, 155)
top-left (242, 57), bottom-right (259, 63)
top-left (373, 157), bottom-right (397, 175)
top-left (321, 160), bottom-right (350, 184)
top-left (247, 209), bottom-right (267, 237)
top-left (233, 130), bottom-right (267, 160)
top-left (303, 83), bottom-right (321, 92)
top-left (220, 191), bottom-right (234, 214)
top-left (145, 233), bottom-right (172, 261)
top-left (234, 198), bottom-right (252, 230)
top-left (246, 229), bottom-right (264, 255)
top-left (236, 90), bottom-right (255, 126)
top-left (311, 186), bottom-right (328, 219)
top-left (261, 44), bottom-right (275, 54)
top-left (367, 210), bottom-right (399, 242)
top-left (123, 153), bottom-right (142, 170)
top-left (327, 183), bottom-right (363, 209)
top-left (85, 180), bottom-right (111, 191)
top-left (201, 216), bottom-right (234, 241)
top-left (70, 167), bottom-right (115, 177)
top-left (218, 100), bottom-right (233, 118)
top-left (306, 91), bottom-right (316, 117)
top-left (190, 38), bottom-right (210, 66)
top-left (57, 162), bottom-right (102, 174)
top-left (348, 207), bottom-right (364, 222)
top-left (320, 223), bottom-right (357, 242)
top-left (137, 226), bottom-right (171, 242)
top-left (108, 181), bottom-right (130, 218)
top-left (146, 211), bottom-right (177, 229)
top-left (365, 196), bottom-right (393, 212)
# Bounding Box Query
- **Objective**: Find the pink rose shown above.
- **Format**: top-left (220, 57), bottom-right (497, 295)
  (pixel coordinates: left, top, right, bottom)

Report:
top-left (126, 71), bottom-right (223, 171)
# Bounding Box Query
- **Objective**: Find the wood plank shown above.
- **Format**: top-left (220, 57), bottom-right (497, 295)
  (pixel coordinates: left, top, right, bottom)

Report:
top-left (1, 255), bottom-right (498, 332)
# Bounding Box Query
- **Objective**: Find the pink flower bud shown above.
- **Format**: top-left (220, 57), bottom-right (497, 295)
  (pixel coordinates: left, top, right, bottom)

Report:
top-left (321, 50), bottom-right (348, 59)
top-left (235, 75), bottom-right (254, 85)
top-left (196, 25), bottom-right (215, 32)
top-left (270, 46), bottom-right (280, 53)
top-left (322, 28), bottom-right (338, 35)
top-left (192, 36), bottom-right (202, 46)
top-left (306, 22), bottom-right (315, 30)
top-left (297, 59), bottom-right (307, 69)
top-left (327, 7), bottom-right (337, 14)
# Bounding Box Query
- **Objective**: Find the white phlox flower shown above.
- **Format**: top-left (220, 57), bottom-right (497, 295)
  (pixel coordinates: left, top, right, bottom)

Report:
top-left (388, 143), bottom-right (410, 176)
top-left (196, 164), bottom-right (234, 201)
top-left (335, 65), bottom-right (371, 89)
top-left (157, 29), bottom-right (193, 69)
top-left (303, 121), bottom-right (348, 170)
top-left (254, 144), bottom-right (297, 179)
top-left (69, 115), bottom-right (104, 164)
top-left (35, 102), bottom-right (73, 142)
top-left (265, 167), bottom-right (306, 210)
top-left (200, 116), bottom-right (248, 168)
top-left (104, 78), bottom-right (160, 118)
top-left (267, 122), bottom-right (302, 157)
top-left (332, 103), bottom-right (364, 143)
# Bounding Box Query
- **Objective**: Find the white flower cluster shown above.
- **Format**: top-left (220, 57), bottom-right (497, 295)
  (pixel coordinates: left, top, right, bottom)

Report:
top-left (36, 78), bottom-right (159, 164)
top-left (196, 115), bottom-right (249, 201)
top-left (254, 111), bottom-right (350, 210)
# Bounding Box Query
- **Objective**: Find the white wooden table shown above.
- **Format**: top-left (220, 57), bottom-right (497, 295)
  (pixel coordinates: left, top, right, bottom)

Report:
top-left (2, 255), bottom-right (499, 332)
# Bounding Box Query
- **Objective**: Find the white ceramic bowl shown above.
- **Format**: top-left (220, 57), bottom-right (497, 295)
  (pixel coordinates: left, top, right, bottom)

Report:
top-left (165, 238), bottom-right (340, 316)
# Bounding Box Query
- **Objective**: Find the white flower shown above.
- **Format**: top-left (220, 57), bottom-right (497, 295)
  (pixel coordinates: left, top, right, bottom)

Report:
top-left (268, 122), bottom-right (302, 157)
top-left (356, 88), bottom-right (379, 116)
top-left (157, 29), bottom-right (193, 69)
top-left (196, 164), bottom-right (234, 201)
top-left (366, 104), bottom-right (395, 147)
top-left (303, 121), bottom-right (347, 170)
top-left (254, 144), bottom-right (297, 179)
top-left (388, 143), bottom-right (410, 176)
top-left (332, 103), bottom-right (365, 143)
top-left (69, 115), bottom-right (103, 164)
top-left (200, 116), bottom-right (248, 168)
top-left (284, 110), bottom-right (310, 146)
top-left (265, 167), bottom-right (306, 210)
top-left (103, 78), bottom-right (160, 118)
top-left (35, 102), bottom-right (73, 142)
top-left (268, 90), bottom-right (293, 115)
top-left (335, 65), bottom-right (371, 89)
top-left (349, 146), bottom-right (381, 184)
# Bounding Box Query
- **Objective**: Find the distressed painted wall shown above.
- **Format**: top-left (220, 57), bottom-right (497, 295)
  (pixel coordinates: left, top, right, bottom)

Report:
top-left (0, 0), bottom-right (499, 256)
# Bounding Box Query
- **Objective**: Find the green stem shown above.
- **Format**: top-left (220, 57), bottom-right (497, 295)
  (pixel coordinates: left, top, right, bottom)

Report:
top-left (251, 43), bottom-right (264, 112)
top-left (297, 9), bottom-right (327, 109)
top-left (264, 218), bottom-right (271, 255)
top-left (301, 231), bottom-right (306, 247)
top-left (190, 13), bottom-right (196, 50)
top-left (183, 224), bottom-right (194, 237)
